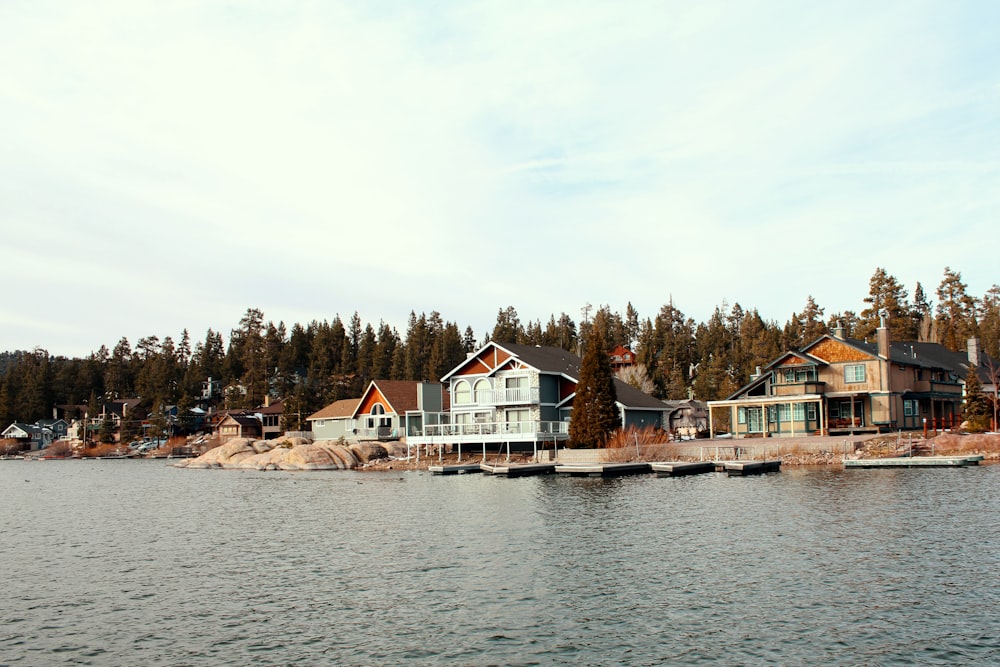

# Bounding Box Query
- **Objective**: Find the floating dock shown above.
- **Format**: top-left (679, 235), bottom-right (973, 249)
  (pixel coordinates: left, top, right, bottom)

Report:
top-left (554, 462), bottom-right (652, 477)
top-left (480, 462), bottom-right (557, 477)
top-left (649, 461), bottom-right (717, 477)
top-left (843, 455), bottom-right (983, 469)
top-left (428, 463), bottom-right (483, 475)
top-left (722, 459), bottom-right (782, 476)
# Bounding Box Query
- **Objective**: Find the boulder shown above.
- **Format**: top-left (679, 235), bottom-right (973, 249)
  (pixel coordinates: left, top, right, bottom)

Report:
top-left (350, 442), bottom-right (388, 463)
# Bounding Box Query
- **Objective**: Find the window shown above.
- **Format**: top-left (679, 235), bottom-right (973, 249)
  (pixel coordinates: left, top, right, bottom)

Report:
top-left (784, 370), bottom-right (795, 383)
top-left (796, 370), bottom-right (812, 382)
top-left (807, 404), bottom-right (816, 420)
top-left (454, 380), bottom-right (471, 405)
top-left (474, 379), bottom-right (491, 404)
top-left (793, 403), bottom-right (804, 421)
top-left (737, 407), bottom-right (746, 424)
top-left (844, 364), bottom-right (866, 383)
top-left (904, 399), bottom-right (918, 417)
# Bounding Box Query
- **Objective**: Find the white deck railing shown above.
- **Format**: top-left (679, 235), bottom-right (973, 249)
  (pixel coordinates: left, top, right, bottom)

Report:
top-left (417, 420), bottom-right (568, 438)
top-left (455, 387), bottom-right (541, 408)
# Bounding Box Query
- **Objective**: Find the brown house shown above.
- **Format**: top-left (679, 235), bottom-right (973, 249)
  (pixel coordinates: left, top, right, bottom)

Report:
top-left (708, 321), bottom-right (996, 437)
top-left (216, 412), bottom-right (263, 442)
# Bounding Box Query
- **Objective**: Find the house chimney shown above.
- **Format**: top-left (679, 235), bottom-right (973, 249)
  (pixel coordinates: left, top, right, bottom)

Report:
top-left (832, 321), bottom-right (845, 339)
top-left (877, 314), bottom-right (890, 360)
top-left (968, 337), bottom-right (981, 367)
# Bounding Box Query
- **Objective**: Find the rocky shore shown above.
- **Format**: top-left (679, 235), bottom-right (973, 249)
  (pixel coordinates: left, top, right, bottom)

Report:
top-left (173, 432), bottom-right (1000, 472)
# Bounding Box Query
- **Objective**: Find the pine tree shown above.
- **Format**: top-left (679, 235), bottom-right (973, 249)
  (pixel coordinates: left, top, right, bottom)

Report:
top-left (858, 268), bottom-right (912, 340)
top-left (935, 267), bottom-right (978, 351)
top-left (963, 365), bottom-right (991, 433)
top-left (978, 285), bottom-right (1000, 359)
top-left (568, 327), bottom-right (619, 448)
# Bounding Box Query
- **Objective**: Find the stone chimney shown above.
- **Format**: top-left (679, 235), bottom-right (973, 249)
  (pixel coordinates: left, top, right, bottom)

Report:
top-left (968, 338), bottom-right (981, 367)
top-left (832, 321), bottom-right (845, 339)
top-left (876, 314), bottom-right (890, 359)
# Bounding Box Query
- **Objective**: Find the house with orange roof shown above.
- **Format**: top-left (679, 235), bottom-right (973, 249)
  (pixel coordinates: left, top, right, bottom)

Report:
top-left (307, 380), bottom-right (447, 442)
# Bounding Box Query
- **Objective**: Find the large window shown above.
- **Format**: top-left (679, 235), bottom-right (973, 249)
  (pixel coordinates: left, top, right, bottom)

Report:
top-left (454, 380), bottom-right (471, 405)
top-left (844, 364), bottom-right (866, 383)
top-left (474, 379), bottom-right (491, 404)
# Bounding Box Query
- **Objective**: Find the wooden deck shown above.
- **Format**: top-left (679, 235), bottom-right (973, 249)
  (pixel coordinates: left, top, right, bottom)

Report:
top-left (722, 460), bottom-right (783, 476)
top-left (649, 461), bottom-right (716, 477)
top-left (554, 462), bottom-right (652, 477)
top-left (480, 462), bottom-right (557, 477)
top-left (428, 463), bottom-right (483, 475)
top-left (843, 455), bottom-right (983, 469)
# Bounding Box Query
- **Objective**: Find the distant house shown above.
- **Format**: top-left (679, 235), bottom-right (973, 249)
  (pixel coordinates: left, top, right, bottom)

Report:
top-left (708, 321), bottom-right (998, 437)
top-left (663, 399), bottom-right (709, 438)
top-left (36, 418), bottom-right (69, 441)
top-left (2, 423), bottom-right (52, 451)
top-left (307, 398), bottom-right (362, 441)
top-left (216, 412), bottom-right (263, 442)
top-left (93, 398), bottom-right (144, 440)
top-left (609, 345), bottom-right (637, 372)
top-left (256, 398), bottom-right (284, 440)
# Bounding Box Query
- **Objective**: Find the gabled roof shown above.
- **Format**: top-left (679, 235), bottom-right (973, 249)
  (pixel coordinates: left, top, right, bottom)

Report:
top-left (352, 380), bottom-right (446, 418)
top-left (307, 398), bottom-right (360, 421)
top-left (442, 342), bottom-right (582, 381)
top-left (3, 422), bottom-right (40, 437)
top-left (219, 413), bottom-right (261, 428)
top-left (612, 379), bottom-right (669, 410)
top-left (442, 342), bottom-right (666, 410)
top-left (764, 351), bottom-right (825, 370)
top-left (807, 334), bottom-right (998, 377)
top-left (258, 400), bottom-right (284, 415)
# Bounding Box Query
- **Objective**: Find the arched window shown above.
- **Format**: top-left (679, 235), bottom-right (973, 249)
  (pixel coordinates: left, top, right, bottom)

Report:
top-left (454, 381), bottom-right (471, 405)
top-left (370, 404), bottom-right (386, 415)
top-left (474, 379), bottom-right (491, 404)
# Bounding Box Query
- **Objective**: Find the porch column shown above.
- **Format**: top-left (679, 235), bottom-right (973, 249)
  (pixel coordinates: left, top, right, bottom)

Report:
top-left (708, 406), bottom-right (714, 439)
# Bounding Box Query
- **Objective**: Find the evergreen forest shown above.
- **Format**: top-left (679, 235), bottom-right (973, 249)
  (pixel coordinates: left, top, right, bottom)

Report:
top-left (2, 266), bottom-right (998, 431)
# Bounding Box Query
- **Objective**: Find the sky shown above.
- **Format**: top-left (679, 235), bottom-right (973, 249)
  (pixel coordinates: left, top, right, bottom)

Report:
top-left (3, 1), bottom-right (999, 357)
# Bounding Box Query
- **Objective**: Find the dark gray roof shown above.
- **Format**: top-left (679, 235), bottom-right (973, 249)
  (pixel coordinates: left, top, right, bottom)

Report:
top-left (494, 343), bottom-right (582, 376)
top-left (612, 379), bottom-right (669, 410)
top-left (497, 343), bottom-right (664, 410)
top-left (830, 336), bottom-right (996, 379)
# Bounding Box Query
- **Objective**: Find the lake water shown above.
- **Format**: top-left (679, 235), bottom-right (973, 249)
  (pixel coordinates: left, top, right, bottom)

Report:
top-left (2, 459), bottom-right (999, 666)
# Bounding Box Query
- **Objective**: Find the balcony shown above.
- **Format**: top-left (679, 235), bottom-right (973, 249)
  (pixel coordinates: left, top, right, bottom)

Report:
top-left (772, 381), bottom-right (826, 397)
top-left (455, 387), bottom-right (541, 408)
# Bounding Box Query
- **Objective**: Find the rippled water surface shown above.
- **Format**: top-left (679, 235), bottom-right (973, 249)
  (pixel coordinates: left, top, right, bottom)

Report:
top-left (2, 460), bottom-right (999, 665)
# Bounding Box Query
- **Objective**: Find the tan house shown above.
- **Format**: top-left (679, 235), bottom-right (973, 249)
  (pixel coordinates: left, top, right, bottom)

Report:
top-left (216, 412), bottom-right (263, 442)
top-left (708, 321), bottom-right (996, 437)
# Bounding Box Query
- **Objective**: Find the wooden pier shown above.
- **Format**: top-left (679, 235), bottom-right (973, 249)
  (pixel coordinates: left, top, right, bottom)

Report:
top-left (480, 462), bottom-right (557, 477)
top-left (649, 461), bottom-right (716, 477)
top-left (721, 459), bottom-right (782, 476)
top-left (554, 462), bottom-right (652, 477)
top-left (428, 463), bottom-right (483, 475)
top-left (843, 455), bottom-right (983, 469)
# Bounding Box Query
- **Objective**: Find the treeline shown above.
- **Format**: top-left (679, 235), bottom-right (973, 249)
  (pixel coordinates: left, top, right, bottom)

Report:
top-left (1, 266), bottom-right (997, 429)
